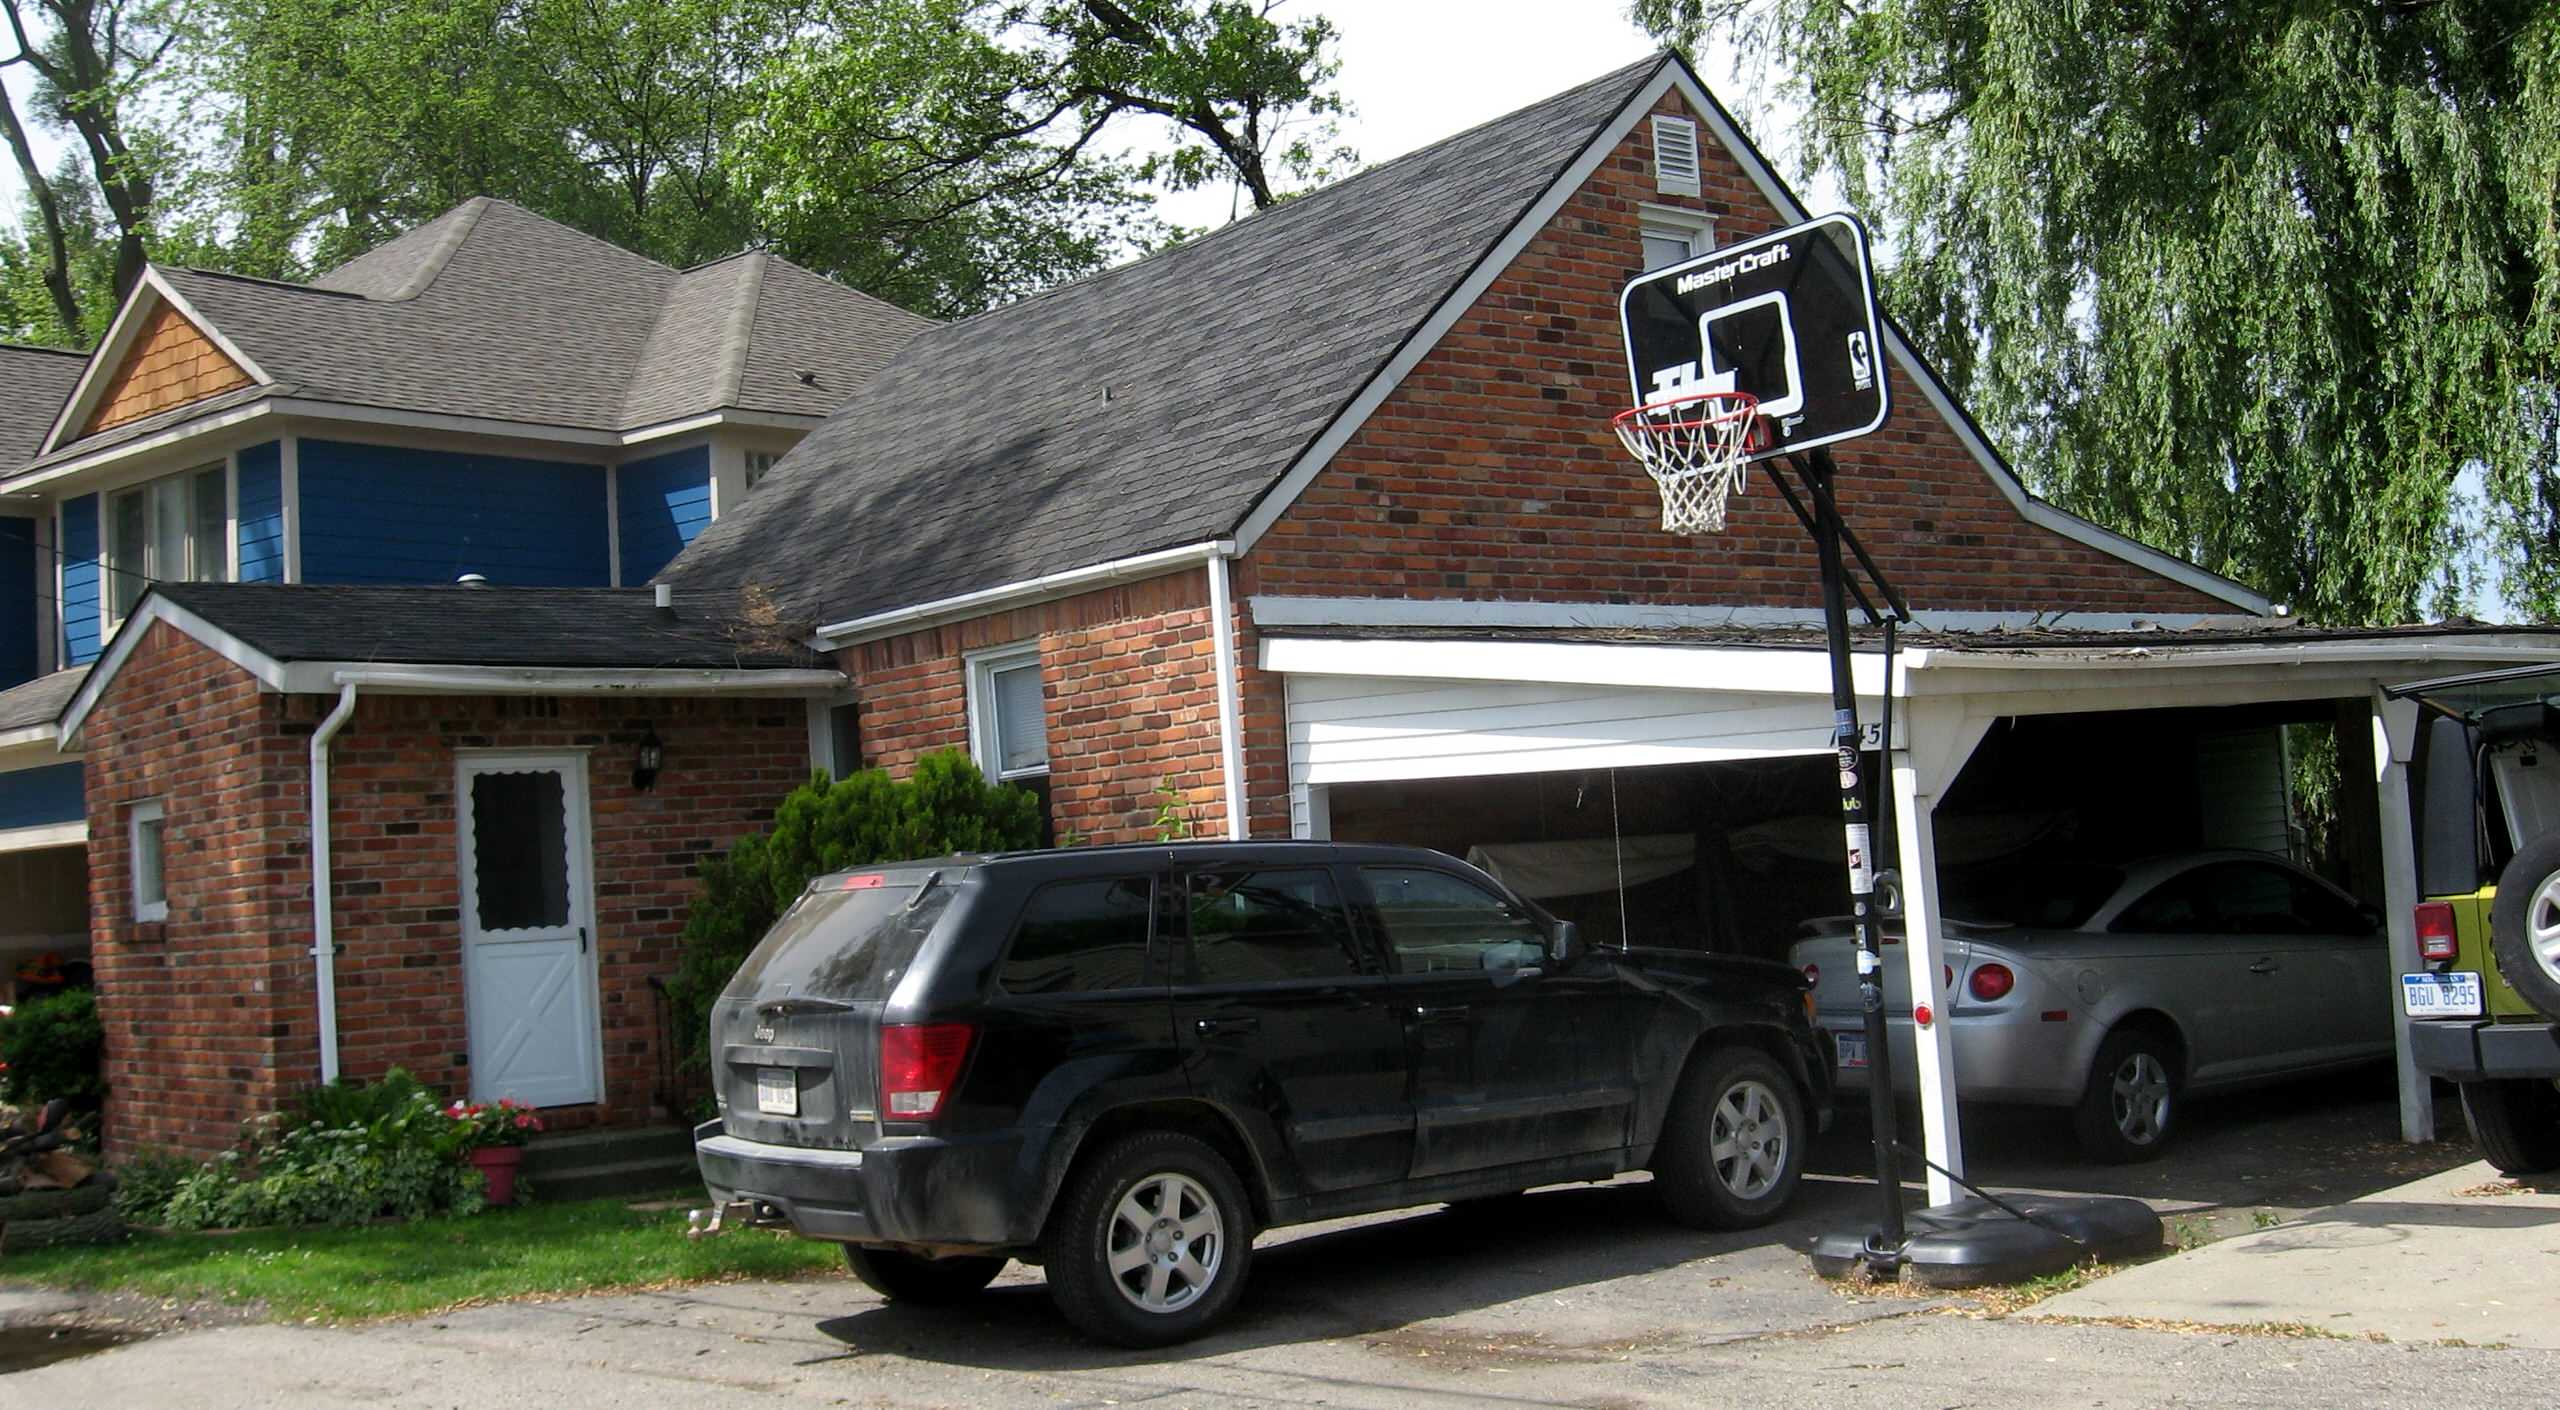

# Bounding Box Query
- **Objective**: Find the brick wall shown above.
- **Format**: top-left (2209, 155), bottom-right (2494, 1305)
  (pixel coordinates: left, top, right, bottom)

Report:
top-left (1247, 93), bottom-right (2234, 617)
top-left (83, 624), bottom-right (304, 1158)
top-left (83, 625), bottom-right (815, 1158)
top-left (843, 574), bottom-right (1229, 845)
top-left (85, 302), bottom-right (254, 436)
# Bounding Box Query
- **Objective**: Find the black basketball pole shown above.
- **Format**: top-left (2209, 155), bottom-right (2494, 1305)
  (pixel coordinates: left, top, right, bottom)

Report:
top-left (1807, 447), bottom-right (1907, 1261)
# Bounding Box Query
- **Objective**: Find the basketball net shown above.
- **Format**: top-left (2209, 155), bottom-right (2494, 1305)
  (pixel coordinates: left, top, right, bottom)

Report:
top-left (1609, 389), bottom-right (1761, 535)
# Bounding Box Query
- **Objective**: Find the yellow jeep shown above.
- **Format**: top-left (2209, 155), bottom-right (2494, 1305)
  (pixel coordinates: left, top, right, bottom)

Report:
top-left (2398, 664), bottom-right (2560, 1174)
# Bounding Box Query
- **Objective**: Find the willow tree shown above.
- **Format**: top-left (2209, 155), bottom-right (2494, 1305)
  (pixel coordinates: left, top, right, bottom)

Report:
top-left (1635, 1), bottom-right (2560, 623)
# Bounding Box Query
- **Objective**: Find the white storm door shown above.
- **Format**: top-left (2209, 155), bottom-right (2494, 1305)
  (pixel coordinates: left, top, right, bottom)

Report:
top-left (459, 754), bottom-right (601, 1107)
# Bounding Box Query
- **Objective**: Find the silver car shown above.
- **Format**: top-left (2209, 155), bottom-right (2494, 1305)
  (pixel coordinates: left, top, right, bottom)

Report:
top-left (1787, 851), bottom-right (2390, 1161)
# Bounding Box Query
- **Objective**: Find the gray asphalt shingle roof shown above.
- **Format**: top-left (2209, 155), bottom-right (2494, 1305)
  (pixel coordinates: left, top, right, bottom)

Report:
top-left (0, 344), bottom-right (86, 462)
top-left (148, 583), bottom-right (827, 670)
top-left (0, 665), bottom-right (86, 734)
top-left (661, 56), bottom-right (1666, 628)
top-left (29, 199), bottom-right (931, 468)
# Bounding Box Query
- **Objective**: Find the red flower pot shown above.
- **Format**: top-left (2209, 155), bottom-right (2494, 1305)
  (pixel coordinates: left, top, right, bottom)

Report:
top-left (470, 1145), bottom-right (524, 1206)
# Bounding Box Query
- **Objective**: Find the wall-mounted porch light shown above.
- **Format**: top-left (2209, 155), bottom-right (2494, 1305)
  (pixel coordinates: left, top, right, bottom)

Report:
top-left (633, 725), bottom-right (665, 792)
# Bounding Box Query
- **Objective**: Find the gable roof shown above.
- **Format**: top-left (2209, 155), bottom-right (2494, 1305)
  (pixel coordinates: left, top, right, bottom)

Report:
top-left (0, 344), bottom-right (87, 462)
top-left (28, 200), bottom-right (934, 466)
top-left (0, 664), bottom-right (86, 741)
top-left (664, 52), bottom-right (2266, 633)
top-left (661, 57), bottom-right (1668, 628)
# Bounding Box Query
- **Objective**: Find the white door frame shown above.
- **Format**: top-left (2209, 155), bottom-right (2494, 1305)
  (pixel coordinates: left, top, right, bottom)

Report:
top-left (455, 748), bottom-right (603, 1106)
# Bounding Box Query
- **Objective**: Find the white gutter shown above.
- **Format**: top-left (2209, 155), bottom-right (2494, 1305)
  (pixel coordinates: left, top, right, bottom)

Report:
top-left (814, 541), bottom-right (1237, 648)
top-left (272, 664), bottom-right (847, 696)
top-left (308, 680), bottom-right (360, 1084)
top-left (1205, 553), bottom-right (1247, 839)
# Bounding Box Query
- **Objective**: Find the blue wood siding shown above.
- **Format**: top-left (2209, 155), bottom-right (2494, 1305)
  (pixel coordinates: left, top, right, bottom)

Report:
top-left (615, 445), bottom-right (713, 584)
top-left (59, 494), bottom-right (99, 665)
top-left (299, 440), bottom-right (609, 586)
top-left (236, 441), bottom-right (284, 583)
top-left (0, 516), bottom-right (32, 689)
top-left (0, 761), bottom-right (83, 830)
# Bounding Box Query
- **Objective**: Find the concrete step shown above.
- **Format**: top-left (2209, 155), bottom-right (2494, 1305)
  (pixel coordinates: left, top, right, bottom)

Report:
top-left (529, 1155), bottom-right (705, 1204)
top-left (521, 1123), bottom-right (692, 1176)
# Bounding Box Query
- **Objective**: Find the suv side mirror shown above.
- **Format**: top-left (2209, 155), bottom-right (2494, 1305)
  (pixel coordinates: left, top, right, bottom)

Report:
top-left (1550, 920), bottom-right (1582, 966)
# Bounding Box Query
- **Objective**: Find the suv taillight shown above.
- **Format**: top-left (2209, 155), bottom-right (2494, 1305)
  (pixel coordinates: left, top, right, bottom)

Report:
top-left (881, 1023), bottom-right (973, 1120)
top-left (2415, 902), bottom-right (2458, 963)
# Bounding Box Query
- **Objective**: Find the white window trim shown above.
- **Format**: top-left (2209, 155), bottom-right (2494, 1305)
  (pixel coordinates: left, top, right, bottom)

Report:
top-left (1638, 202), bottom-right (1717, 267)
top-left (1650, 113), bottom-right (1702, 196)
top-left (965, 642), bottom-right (1050, 782)
top-left (129, 798), bottom-right (167, 922)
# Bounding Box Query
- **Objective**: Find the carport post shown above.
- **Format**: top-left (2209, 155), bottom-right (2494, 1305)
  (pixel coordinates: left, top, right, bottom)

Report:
top-left (1891, 750), bottom-right (1965, 1206)
top-left (2370, 690), bottom-right (2433, 1144)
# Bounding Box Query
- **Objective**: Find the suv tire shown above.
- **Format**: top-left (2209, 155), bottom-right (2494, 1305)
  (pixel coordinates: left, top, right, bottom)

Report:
top-left (1653, 1045), bottom-right (1805, 1229)
top-left (2491, 835), bottom-right (2560, 1022)
top-left (843, 1246), bottom-right (1007, 1304)
top-left (2460, 1077), bottom-right (2560, 1176)
top-left (2075, 1026), bottom-right (2179, 1163)
top-left (1041, 1131), bottom-right (1253, 1347)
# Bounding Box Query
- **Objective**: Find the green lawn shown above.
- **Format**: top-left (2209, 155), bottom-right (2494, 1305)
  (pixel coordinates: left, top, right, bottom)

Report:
top-left (0, 1193), bottom-right (846, 1322)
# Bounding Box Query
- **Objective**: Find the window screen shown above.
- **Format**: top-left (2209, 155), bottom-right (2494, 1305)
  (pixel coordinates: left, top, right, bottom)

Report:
top-left (1642, 231), bottom-right (1695, 270)
top-left (189, 467), bottom-right (226, 580)
top-left (1363, 867), bottom-right (1545, 974)
top-left (1001, 876), bottom-right (1156, 993)
top-left (471, 770), bottom-right (571, 930)
top-left (1186, 868), bottom-right (1369, 984)
top-left (130, 801), bottom-right (167, 919)
top-left (108, 488), bottom-right (147, 618)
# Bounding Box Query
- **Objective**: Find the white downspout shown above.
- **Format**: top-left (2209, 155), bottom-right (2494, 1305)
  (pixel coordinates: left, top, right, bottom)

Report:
top-left (1205, 553), bottom-right (1248, 840)
top-left (309, 681), bottom-right (360, 1083)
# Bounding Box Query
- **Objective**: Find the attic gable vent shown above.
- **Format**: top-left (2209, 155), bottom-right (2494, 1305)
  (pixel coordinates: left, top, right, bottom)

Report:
top-left (1650, 114), bottom-right (1701, 196)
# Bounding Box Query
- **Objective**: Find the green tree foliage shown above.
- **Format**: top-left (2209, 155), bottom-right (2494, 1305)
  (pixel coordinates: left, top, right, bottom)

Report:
top-left (185, 0), bottom-right (1350, 317)
top-left (664, 751), bottom-right (1043, 1090)
top-left (1632, 2), bottom-right (2560, 623)
top-left (0, 986), bottom-right (104, 1105)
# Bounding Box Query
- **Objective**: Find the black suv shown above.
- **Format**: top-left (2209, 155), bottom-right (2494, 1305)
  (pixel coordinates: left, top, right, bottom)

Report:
top-left (691, 841), bottom-right (1831, 1346)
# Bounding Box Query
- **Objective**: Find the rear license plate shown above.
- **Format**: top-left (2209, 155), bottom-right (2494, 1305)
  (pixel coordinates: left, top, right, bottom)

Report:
top-left (1836, 1031), bottom-right (1869, 1069)
top-left (2402, 971), bottom-right (2483, 1019)
top-left (756, 1067), bottom-right (798, 1116)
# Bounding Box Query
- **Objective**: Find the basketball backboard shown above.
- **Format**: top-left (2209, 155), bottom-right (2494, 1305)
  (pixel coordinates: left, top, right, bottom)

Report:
top-left (1619, 212), bottom-right (1889, 463)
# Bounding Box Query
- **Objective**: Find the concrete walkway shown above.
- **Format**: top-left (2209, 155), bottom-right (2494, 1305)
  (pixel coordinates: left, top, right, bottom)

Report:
top-left (2030, 1160), bottom-right (2560, 1347)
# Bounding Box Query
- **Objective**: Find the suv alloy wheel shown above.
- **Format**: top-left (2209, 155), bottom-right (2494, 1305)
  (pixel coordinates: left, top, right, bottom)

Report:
top-left (1042, 1131), bottom-right (1254, 1347)
top-left (1654, 1045), bottom-right (1806, 1228)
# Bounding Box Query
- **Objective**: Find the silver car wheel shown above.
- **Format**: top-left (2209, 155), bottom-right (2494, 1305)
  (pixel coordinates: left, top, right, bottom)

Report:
top-left (2529, 871), bottom-right (2560, 986)
top-left (1710, 1077), bottom-right (1790, 1199)
top-left (1104, 1171), bottom-right (1224, 1315)
top-left (2111, 1052), bottom-right (2172, 1145)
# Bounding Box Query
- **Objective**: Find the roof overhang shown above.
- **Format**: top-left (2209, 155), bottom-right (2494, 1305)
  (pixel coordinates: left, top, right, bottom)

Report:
top-left (1260, 627), bottom-right (2560, 714)
top-left (813, 540), bottom-right (1236, 649)
top-left (5, 396), bottom-right (818, 495)
top-left (57, 594), bottom-right (848, 742)
top-left (40, 267), bottom-right (275, 458)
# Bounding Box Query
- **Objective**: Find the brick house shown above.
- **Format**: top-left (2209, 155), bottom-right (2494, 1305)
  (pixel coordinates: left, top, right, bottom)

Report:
top-left (664, 50), bottom-right (2261, 859)
top-left (0, 198), bottom-right (925, 1015)
top-left (57, 584), bottom-right (843, 1154)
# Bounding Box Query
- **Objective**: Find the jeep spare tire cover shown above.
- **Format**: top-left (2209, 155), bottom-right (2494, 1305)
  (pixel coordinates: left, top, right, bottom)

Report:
top-left (2491, 833), bottom-right (2560, 1022)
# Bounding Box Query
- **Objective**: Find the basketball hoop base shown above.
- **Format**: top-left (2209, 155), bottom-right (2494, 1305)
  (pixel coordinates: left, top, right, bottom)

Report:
top-left (1808, 1193), bottom-right (2163, 1288)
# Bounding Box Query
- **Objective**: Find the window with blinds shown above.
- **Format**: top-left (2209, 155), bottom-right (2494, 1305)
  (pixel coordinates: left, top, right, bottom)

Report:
top-left (968, 645), bottom-right (1050, 781)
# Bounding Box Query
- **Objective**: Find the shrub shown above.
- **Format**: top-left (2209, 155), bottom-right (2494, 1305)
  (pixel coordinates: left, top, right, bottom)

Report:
top-left (154, 1072), bottom-right (486, 1231)
top-left (665, 751), bottom-right (1043, 1089)
top-left (0, 987), bottom-right (105, 1106)
top-left (110, 1148), bottom-right (198, 1225)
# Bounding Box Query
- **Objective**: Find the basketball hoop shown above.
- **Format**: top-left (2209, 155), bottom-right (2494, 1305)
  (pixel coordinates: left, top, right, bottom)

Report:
top-left (1609, 389), bottom-right (1762, 534)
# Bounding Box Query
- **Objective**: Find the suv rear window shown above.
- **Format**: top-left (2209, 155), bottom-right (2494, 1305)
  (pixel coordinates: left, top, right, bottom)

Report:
top-left (724, 876), bottom-right (955, 1002)
top-left (1001, 876), bottom-right (1157, 994)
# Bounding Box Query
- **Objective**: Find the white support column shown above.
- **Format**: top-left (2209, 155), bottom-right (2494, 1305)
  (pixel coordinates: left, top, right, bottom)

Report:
top-left (1891, 703), bottom-right (1992, 1207)
top-left (2371, 689), bottom-right (2433, 1143)
top-left (1892, 750), bottom-right (1963, 1206)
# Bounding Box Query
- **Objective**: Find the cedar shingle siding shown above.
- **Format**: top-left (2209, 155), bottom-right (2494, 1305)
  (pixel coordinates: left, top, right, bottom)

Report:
top-left (84, 303), bottom-right (252, 435)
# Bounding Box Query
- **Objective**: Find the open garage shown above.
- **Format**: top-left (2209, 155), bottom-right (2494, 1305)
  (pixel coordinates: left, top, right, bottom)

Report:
top-left (1263, 614), bottom-right (2560, 1195)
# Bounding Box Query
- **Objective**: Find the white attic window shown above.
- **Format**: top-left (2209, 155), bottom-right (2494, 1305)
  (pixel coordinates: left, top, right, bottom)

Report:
top-left (1650, 114), bottom-right (1702, 196)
